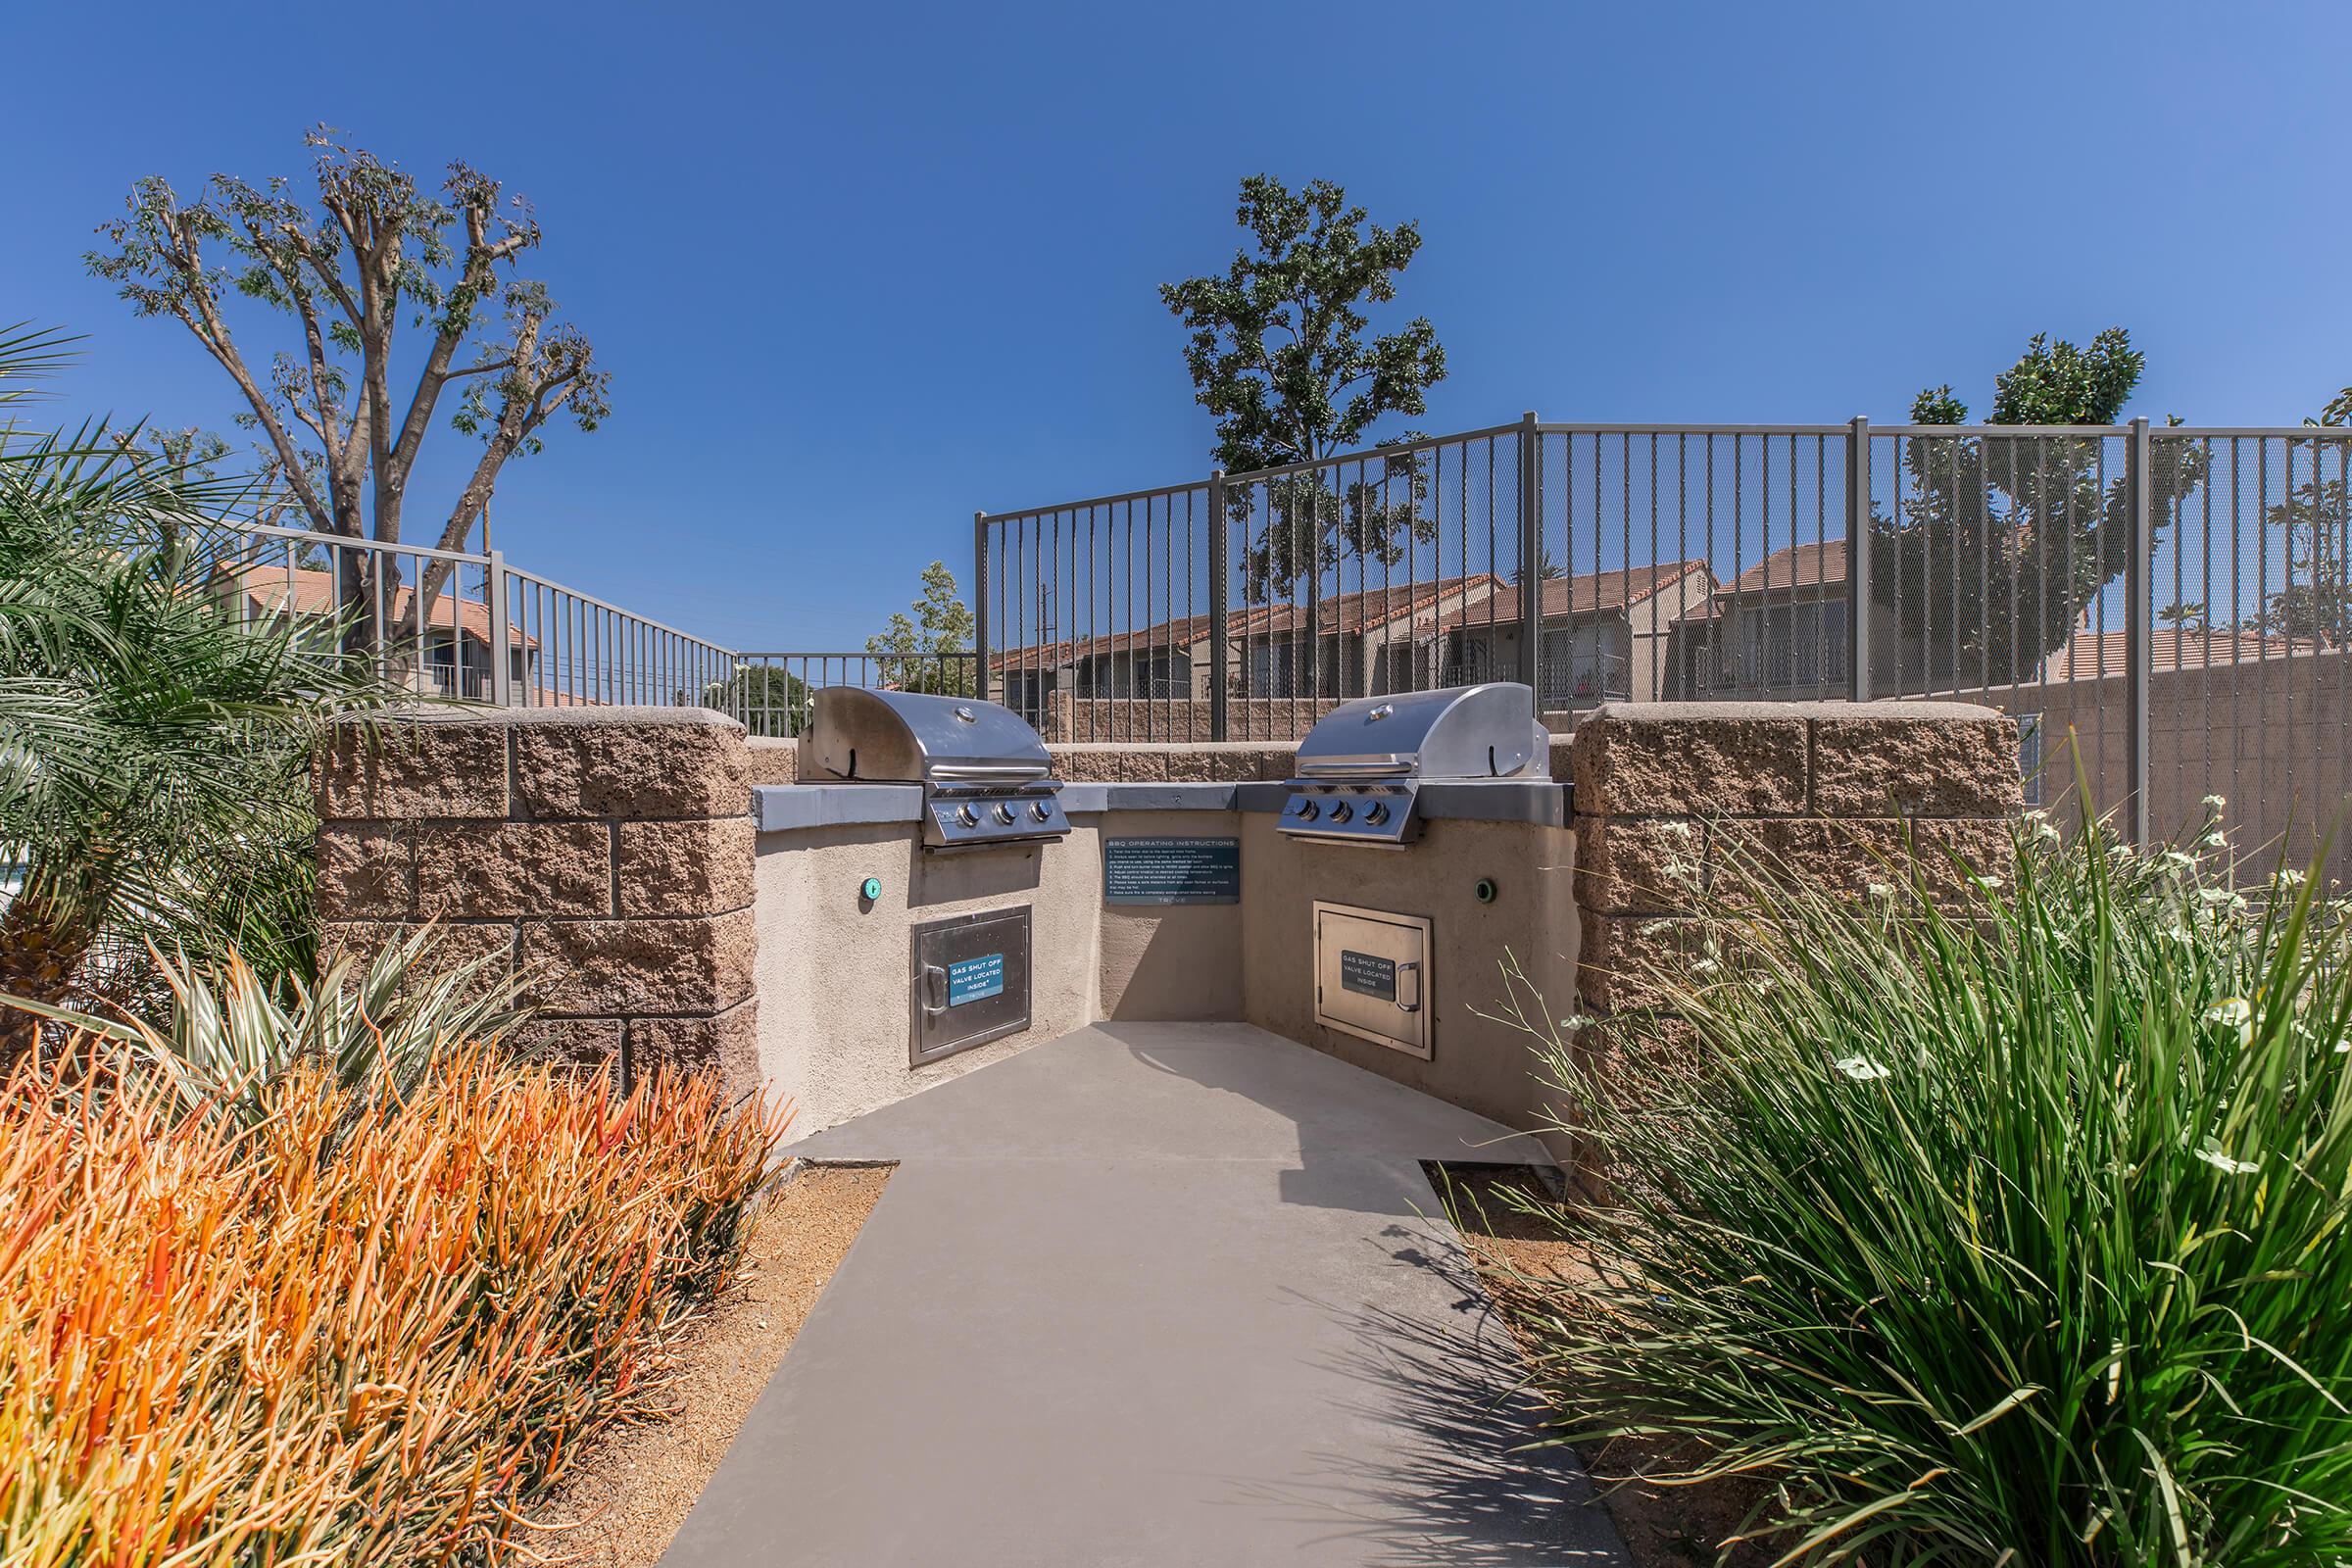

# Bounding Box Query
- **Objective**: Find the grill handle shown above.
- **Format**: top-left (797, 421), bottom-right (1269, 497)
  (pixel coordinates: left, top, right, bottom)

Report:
top-left (1294, 759), bottom-right (1413, 777)
top-left (1396, 960), bottom-right (1422, 1013)
top-left (920, 964), bottom-right (949, 1014)
top-left (927, 763), bottom-right (1054, 783)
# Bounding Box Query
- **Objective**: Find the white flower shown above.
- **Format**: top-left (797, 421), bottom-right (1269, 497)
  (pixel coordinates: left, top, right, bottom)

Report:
top-left (2198, 887), bottom-right (2234, 906)
top-left (2204, 998), bottom-right (2254, 1048)
top-left (2198, 830), bottom-right (2228, 851)
top-left (1663, 819), bottom-right (1695, 840)
top-left (1640, 919), bottom-right (1672, 939)
top-left (2193, 1140), bottom-right (2260, 1177)
top-left (2203, 793), bottom-right (2228, 813)
top-left (1691, 957), bottom-right (1721, 976)
top-left (1835, 1054), bottom-right (1892, 1082)
top-left (1865, 880), bottom-right (1893, 902)
top-left (2160, 850), bottom-right (2198, 873)
top-left (2035, 820), bottom-right (2063, 846)
top-left (1970, 874), bottom-right (2002, 893)
top-left (1559, 1015), bottom-right (1592, 1034)
top-left (2276, 869), bottom-right (2308, 890)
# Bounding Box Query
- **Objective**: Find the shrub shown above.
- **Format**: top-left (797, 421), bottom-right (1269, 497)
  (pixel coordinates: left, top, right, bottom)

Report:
top-left (17, 926), bottom-right (526, 1128)
top-left (0, 1036), bottom-right (784, 1566)
top-left (0, 327), bottom-right (401, 1052)
top-left (1498, 808), bottom-right (2352, 1565)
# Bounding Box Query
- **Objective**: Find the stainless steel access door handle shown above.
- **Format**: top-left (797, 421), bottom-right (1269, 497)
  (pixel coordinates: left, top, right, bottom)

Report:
top-left (921, 964), bottom-right (948, 1014)
top-left (1396, 960), bottom-right (1422, 1013)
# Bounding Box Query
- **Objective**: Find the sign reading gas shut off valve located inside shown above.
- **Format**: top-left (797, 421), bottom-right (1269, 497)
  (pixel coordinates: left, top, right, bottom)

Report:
top-left (1313, 902), bottom-right (1434, 1059)
top-left (911, 906), bottom-right (1033, 1066)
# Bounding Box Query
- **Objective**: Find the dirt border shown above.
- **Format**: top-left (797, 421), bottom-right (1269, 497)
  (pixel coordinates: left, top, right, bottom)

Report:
top-left (539, 1162), bottom-right (893, 1568)
top-left (1427, 1162), bottom-right (1772, 1568)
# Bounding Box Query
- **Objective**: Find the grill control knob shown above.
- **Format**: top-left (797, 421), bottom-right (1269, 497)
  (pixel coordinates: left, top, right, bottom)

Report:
top-left (993, 801), bottom-right (1017, 824)
top-left (1029, 801), bottom-right (1052, 822)
top-left (956, 804), bottom-right (979, 827)
top-left (1328, 800), bottom-right (1353, 822)
top-left (1365, 802), bottom-right (1390, 825)
top-left (1293, 798), bottom-right (1320, 821)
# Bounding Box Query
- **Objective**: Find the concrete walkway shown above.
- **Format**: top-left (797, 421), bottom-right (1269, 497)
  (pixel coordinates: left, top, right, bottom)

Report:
top-left (660, 1023), bottom-right (1627, 1568)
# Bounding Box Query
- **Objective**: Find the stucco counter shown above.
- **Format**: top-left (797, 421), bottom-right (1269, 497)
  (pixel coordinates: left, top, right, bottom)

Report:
top-left (752, 778), bottom-right (1577, 1144)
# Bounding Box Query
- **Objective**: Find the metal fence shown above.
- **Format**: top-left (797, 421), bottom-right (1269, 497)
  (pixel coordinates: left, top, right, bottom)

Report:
top-left (976, 417), bottom-right (2352, 880)
top-left (215, 522), bottom-right (995, 741)
top-left (220, 521), bottom-right (740, 710)
top-left (727, 651), bottom-right (981, 736)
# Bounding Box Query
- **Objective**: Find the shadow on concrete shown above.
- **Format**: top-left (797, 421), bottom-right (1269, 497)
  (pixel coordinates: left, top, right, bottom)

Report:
top-left (1209, 1244), bottom-right (1623, 1566)
top-left (1099, 1021), bottom-right (1545, 1217)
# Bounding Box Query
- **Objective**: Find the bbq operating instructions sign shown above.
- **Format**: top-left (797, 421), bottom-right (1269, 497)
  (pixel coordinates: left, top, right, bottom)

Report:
top-left (1102, 837), bottom-right (1241, 905)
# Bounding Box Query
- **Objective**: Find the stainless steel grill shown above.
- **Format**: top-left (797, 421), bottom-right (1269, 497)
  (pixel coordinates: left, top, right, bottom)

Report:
top-left (806, 688), bottom-right (1071, 851)
top-left (1278, 682), bottom-right (1548, 846)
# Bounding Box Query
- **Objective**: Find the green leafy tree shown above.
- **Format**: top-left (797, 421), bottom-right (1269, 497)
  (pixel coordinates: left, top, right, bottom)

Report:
top-left (866, 561), bottom-right (975, 695)
top-left (2250, 440), bottom-right (2350, 647)
top-left (1514, 542), bottom-right (1565, 586)
top-left (704, 662), bottom-right (811, 737)
top-left (2158, 599), bottom-right (2209, 634)
top-left (1877, 328), bottom-right (2202, 686)
top-left (1160, 175), bottom-right (1446, 604)
top-left (86, 127), bottom-right (609, 654)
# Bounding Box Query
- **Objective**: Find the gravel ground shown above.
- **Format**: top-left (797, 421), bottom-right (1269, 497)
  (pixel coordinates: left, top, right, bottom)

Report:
top-left (540, 1164), bottom-right (893, 1568)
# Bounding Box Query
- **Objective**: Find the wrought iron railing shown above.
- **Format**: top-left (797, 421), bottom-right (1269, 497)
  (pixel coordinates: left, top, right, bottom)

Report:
top-left (724, 651), bottom-right (981, 737)
top-left (219, 521), bottom-right (739, 710)
top-left (978, 417), bottom-right (2352, 878)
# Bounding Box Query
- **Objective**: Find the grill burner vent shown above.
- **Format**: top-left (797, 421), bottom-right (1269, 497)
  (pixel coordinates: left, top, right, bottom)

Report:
top-left (1279, 683), bottom-right (1548, 846)
top-left (807, 688), bottom-right (1071, 851)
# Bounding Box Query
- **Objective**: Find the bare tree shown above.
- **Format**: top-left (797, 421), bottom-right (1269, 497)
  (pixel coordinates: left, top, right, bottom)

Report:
top-left (87, 128), bottom-right (609, 654)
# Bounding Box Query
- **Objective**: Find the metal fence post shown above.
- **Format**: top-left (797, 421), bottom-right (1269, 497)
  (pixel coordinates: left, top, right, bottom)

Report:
top-left (1846, 416), bottom-right (1871, 704)
top-left (1207, 470), bottom-right (1229, 741)
top-left (486, 549), bottom-right (513, 708)
top-left (2126, 416), bottom-right (2153, 847)
top-left (1517, 411), bottom-right (1542, 695)
top-left (972, 511), bottom-right (991, 704)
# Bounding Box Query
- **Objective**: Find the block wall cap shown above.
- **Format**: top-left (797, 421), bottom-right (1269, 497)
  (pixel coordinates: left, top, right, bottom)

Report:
top-left (332, 705), bottom-right (747, 733)
top-left (1579, 699), bottom-right (2004, 726)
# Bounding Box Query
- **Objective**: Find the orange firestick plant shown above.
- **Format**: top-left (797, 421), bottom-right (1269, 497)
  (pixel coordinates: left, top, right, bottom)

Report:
top-left (0, 1040), bottom-right (784, 1567)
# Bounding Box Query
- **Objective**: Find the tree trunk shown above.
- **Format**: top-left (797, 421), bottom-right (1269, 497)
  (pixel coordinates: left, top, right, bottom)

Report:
top-left (0, 888), bottom-right (98, 1066)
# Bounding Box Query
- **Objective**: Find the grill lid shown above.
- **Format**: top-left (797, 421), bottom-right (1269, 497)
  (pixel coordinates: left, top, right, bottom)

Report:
top-left (1291, 682), bottom-right (1546, 782)
top-left (807, 688), bottom-right (1053, 785)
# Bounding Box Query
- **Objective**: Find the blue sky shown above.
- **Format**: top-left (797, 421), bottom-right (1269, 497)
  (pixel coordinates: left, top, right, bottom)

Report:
top-left (7, 1), bottom-right (2348, 649)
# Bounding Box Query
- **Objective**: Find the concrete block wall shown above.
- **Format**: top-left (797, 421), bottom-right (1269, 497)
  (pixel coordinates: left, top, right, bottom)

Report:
top-left (315, 709), bottom-right (758, 1092)
top-left (1569, 701), bottom-right (2021, 1014)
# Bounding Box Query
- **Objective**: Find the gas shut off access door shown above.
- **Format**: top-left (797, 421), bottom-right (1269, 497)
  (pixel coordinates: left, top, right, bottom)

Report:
top-left (1312, 901), bottom-right (1433, 1059)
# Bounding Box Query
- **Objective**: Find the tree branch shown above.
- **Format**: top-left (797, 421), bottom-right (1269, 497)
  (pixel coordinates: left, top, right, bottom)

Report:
top-left (164, 227), bottom-right (335, 534)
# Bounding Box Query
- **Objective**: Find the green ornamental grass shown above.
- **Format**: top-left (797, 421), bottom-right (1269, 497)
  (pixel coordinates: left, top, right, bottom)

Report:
top-left (1500, 799), bottom-right (2352, 1566)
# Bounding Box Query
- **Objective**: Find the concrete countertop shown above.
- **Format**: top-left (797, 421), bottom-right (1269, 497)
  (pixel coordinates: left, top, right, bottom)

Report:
top-left (755, 777), bottom-right (1570, 832)
top-left (753, 782), bottom-right (921, 832)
